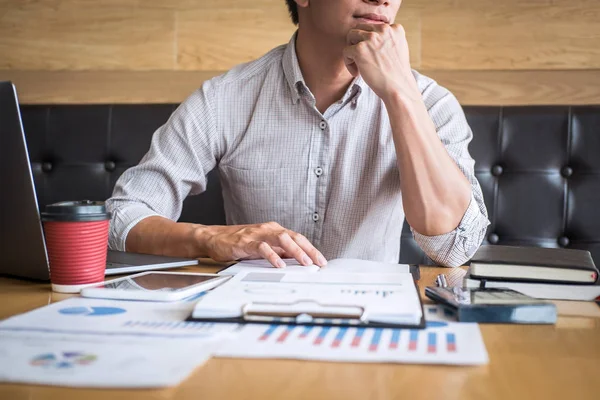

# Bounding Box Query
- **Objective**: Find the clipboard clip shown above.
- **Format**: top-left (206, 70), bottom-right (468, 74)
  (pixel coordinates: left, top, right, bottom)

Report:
top-left (241, 300), bottom-right (367, 325)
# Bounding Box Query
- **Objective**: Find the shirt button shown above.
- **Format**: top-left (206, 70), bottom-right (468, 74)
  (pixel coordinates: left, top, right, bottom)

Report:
top-left (319, 120), bottom-right (327, 130)
top-left (312, 212), bottom-right (320, 222)
top-left (315, 167), bottom-right (323, 177)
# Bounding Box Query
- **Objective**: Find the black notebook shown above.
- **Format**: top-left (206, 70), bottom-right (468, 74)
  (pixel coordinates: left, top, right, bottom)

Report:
top-left (469, 245), bottom-right (598, 284)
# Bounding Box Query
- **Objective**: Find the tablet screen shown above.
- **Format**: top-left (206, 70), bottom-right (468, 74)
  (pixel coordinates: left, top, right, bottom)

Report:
top-left (100, 273), bottom-right (219, 292)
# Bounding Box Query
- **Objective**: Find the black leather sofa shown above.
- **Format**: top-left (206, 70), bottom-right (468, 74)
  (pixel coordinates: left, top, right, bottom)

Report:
top-left (20, 104), bottom-right (600, 266)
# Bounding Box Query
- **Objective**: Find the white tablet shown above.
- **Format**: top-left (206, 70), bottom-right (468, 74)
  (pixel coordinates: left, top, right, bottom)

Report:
top-left (80, 271), bottom-right (230, 302)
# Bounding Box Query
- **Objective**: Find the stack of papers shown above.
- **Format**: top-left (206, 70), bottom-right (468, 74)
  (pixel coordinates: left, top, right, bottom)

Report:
top-left (0, 260), bottom-right (490, 388)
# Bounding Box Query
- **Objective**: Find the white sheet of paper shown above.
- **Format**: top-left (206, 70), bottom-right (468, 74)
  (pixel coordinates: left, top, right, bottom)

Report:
top-left (0, 296), bottom-right (239, 338)
top-left (215, 320), bottom-right (488, 366)
top-left (320, 259), bottom-right (410, 274)
top-left (218, 258), bottom-right (320, 275)
top-left (0, 297), bottom-right (240, 388)
top-left (0, 330), bottom-right (225, 388)
top-left (218, 258), bottom-right (410, 276)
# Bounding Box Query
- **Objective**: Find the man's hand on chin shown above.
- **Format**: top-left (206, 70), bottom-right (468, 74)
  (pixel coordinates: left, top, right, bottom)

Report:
top-left (343, 23), bottom-right (420, 104)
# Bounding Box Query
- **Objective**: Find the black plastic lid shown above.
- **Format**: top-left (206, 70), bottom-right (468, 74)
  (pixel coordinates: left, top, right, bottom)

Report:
top-left (41, 200), bottom-right (111, 222)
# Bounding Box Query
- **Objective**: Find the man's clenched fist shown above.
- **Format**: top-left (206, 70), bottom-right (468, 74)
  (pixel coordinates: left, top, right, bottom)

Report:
top-left (343, 23), bottom-right (419, 103)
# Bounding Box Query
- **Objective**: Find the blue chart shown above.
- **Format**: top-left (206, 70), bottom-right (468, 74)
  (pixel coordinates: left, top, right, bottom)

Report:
top-left (30, 352), bottom-right (97, 369)
top-left (219, 320), bottom-right (487, 364)
top-left (58, 306), bottom-right (126, 317)
top-left (255, 324), bottom-right (457, 354)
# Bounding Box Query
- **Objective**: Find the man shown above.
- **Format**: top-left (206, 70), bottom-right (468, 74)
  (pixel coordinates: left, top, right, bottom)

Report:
top-left (106, 0), bottom-right (490, 269)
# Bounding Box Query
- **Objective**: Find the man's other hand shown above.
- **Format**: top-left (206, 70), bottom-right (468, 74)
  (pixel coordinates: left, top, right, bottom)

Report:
top-left (199, 221), bottom-right (327, 268)
top-left (343, 23), bottom-right (419, 103)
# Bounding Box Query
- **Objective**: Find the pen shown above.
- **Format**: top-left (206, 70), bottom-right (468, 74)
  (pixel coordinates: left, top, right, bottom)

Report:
top-left (436, 273), bottom-right (448, 288)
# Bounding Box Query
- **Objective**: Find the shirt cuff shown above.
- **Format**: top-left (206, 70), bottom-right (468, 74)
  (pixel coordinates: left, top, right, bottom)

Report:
top-left (411, 194), bottom-right (490, 267)
top-left (108, 204), bottom-right (161, 252)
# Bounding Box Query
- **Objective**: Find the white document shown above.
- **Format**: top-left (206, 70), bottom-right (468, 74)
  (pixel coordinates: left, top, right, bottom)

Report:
top-left (218, 258), bottom-right (410, 276)
top-left (218, 258), bottom-right (320, 275)
top-left (0, 296), bottom-right (240, 388)
top-left (193, 270), bottom-right (423, 325)
top-left (320, 259), bottom-right (411, 274)
top-left (215, 320), bottom-right (488, 366)
top-left (0, 296), bottom-right (239, 338)
top-left (0, 330), bottom-right (225, 388)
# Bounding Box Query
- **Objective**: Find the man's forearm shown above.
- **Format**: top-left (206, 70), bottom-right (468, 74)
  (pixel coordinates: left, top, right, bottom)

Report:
top-left (126, 216), bottom-right (209, 258)
top-left (384, 92), bottom-right (472, 236)
top-left (124, 216), bottom-right (327, 267)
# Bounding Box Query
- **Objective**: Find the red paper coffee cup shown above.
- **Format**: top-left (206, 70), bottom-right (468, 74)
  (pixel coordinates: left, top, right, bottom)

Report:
top-left (41, 200), bottom-right (111, 293)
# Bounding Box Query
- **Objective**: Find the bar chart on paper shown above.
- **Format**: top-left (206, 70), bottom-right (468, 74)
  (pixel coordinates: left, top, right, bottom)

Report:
top-left (216, 321), bottom-right (488, 365)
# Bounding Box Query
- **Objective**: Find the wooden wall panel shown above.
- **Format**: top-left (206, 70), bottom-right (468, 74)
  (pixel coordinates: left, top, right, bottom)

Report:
top-left (5, 70), bottom-right (599, 106)
top-left (177, 6), bottom-right (294, 71)
top-left (1, 70), bottom-right (219, 104)
top-left (0, 0), bottom-right (599, 104)
top-left (0, 3), bottom-right (175, 70)
top-left (394, 8), bottom-right (421, 68)
top-left (421, 2), bottom-right (600, 70)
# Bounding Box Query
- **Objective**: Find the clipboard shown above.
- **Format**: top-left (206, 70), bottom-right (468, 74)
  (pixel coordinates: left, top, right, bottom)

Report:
top-left (188, 276), bottom-right (426, 330)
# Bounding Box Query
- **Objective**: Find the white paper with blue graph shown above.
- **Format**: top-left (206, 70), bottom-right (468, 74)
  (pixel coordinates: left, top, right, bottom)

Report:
top-left (216, 306), bottom-right (488, 366)
top-left (0, 296), bottom-right (239, 388)
top-left (0, 295), bottom-right (238, 338)
top-left (0, 330), bottom-right (224, 388)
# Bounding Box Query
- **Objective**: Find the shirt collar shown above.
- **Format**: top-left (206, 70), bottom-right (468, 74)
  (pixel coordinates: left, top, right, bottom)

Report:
top-left (282, 32), bottom-right (367, 105)
top-left (282, 32), bottom-right (305, 105)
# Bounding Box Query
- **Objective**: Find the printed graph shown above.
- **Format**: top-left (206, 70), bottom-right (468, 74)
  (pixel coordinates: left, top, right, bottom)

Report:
top-left (447, 333), bottom-right (457, 352)
top-left (352, 328), bottom-right (365, 347)
top-left (253, 323), bottom-right (456, 354)
top-left (218, 321), bottom-right (488, 365)
top-left (30, 352), bottom-right (97, 369)
top-left (122, 320), bottom-right (217, 331)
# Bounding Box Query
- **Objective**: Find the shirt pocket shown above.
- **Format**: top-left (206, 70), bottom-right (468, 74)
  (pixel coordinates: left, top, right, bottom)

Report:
top-left (219, 165), bottom-right (305, 227)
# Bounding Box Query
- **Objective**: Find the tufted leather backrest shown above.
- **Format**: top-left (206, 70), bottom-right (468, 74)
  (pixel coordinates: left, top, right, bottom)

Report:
top-left (20, 105), bottom-right (600, 265)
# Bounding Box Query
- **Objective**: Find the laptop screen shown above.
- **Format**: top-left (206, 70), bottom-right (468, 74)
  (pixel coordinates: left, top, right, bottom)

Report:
top-left (0, 82), bottom-right (50, 280)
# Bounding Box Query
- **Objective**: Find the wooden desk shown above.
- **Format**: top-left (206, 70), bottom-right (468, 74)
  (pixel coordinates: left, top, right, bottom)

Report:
top-left (1, 264), bottom-right (599, 400)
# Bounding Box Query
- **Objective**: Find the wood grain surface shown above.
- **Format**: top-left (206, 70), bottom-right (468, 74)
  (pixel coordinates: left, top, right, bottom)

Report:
top-left (1, 0), bottom-right (599, 104)
top-left (0, 263), bottom-right (599, 400)
top-left (3, 69), bottom-right (598, 105)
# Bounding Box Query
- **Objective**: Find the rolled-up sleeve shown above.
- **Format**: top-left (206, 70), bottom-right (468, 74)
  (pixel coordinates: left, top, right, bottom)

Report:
top-left (410, 76), bottom-right (490, 267)
top-left (106, 82), bottom-right (221, 251)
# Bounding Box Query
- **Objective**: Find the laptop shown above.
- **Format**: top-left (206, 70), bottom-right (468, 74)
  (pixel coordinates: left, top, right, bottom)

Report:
top-left (0, 81), bottom-right (198, 281)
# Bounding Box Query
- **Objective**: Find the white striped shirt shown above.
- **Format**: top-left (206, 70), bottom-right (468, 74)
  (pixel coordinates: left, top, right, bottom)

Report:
top-left (107, 34), bottom-right (490, 267)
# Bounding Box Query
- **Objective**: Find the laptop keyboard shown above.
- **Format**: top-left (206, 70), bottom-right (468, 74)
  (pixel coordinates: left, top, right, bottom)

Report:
top-left (106, 262), bottom-right (131, 269)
